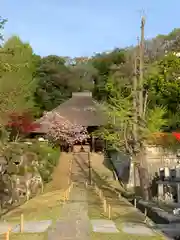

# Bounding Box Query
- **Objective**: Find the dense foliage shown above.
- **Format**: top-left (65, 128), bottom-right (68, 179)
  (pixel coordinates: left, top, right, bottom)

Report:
top-left (1, 15), bottom-right (180, 201)
top-left (22, 140), bottom-right (60, 183)
top-left (1, 16), bottom-right (180, 151)
top-left (31, 27), bottom-right (180, 133)
top-left (2, 140), bottom-right (59, 182)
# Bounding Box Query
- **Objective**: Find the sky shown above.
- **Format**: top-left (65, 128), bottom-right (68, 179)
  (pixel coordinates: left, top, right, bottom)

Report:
top-left (1, 0), bottom-right (180, 57)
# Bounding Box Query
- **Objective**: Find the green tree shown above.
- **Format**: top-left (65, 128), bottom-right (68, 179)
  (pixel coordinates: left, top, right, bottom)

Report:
top-left (34, 55), bottom-right (74, 112)
top-left (0, 16), bottom-right (7, 42)
top-left (91, 49), bottom-right (126, 100)
top-left (35, 55), bottom-right (97, 113)
top-left (0, 36), bottom-right (38, 124)
top-left (95, 76), bottom-right (167, 197)
top-left (147, 52), bottom-right (180, 130)
top-left (94, 18), bottom-right (170, 200)
top-left (70, 61), bottom-right (97, 92)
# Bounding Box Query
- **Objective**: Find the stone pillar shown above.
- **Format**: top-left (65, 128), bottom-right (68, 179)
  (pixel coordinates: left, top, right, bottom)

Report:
top-left (177, 183), bottom-right (180, 203)
top-left (158, 183), bottom-right (164, 200)
top-left (127, 162), bottom-right (140, 191)
top-left (127, 162), bottom-right (134, 189)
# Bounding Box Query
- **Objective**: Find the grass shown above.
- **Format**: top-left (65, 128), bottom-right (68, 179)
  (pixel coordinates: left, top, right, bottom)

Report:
top-left (88, 153), bottom-right (167, 240)
top-left (3, 153), bottom-right (72, 223)
top-left (0, 153), bottom-right (72, 240)
top-left (87, 186), bottom-right (166, 240)
top-left (0, 152), bottom-right (167, 240)
top-left (3, 184), bottom-right (64, 223)
top-left (0, 232), bottom-right (47, 240)
top-left (0, 186), bottom-right (65, 240)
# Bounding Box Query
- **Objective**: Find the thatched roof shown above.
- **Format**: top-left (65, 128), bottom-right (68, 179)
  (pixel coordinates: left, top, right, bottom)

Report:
top-left (34, 92), bottom-right (105, 133)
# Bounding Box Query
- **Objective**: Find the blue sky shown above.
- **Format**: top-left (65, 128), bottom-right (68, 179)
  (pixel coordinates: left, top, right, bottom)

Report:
top-left (2, 0), bottom-right (180, 57)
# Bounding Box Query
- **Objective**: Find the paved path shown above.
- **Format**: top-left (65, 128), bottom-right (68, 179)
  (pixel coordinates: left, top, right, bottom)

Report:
top-left (48, 153), bottom-right (90, 240)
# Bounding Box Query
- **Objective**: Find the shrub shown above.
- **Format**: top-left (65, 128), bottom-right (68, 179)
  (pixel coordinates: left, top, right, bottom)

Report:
top-left (25, 140), bottom-right (60, 182)
top-left (34, 142), bottom-right (60, 182)
top-left (2, 140), bottom-right (60, 183)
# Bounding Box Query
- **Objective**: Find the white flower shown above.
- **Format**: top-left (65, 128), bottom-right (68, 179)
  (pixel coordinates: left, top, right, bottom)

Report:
top-left (25, 142), bottom-right (32, 145)
top-left (38, 137), bottom-right (45, 142)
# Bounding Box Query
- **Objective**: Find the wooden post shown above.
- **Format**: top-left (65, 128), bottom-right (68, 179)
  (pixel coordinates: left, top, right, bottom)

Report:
top-left (144, 208), bottom-right (147, 222)
top-left (134, 198), bottom-right (137, 208)
top-left (88, 152), bottom-right (92, 185)
top-left (103, 199), bottom-right (107, 213)
top-left (91, 136), bottom-right (95, 152)
top-left (68, 143), bottom-right (71, 152)
top-left (108, 205), bottom-right (111, 219)
top-left (20, 214), bottom-right (24, 233)
top-left (5, 227), bottom-right (11, 240)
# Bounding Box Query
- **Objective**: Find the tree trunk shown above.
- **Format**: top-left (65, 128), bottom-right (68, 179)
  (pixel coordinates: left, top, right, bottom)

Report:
top-left (137, 165), bottom-right (149, 200)
top-left (136, 150), bottom-right (150, 200)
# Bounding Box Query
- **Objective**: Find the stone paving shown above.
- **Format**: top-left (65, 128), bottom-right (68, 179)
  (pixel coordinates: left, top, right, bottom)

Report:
top-left (122, 222), bottom-right (155, 236)
top-left (13, 220), bottom-right (52, 233)
top-left (48, 185), bottom-right (90, 240)
top-left (0, 220), bottom-right (52, 234)
top-left (48, 154), bottom-right (90, 240)
top-left (91, 219), bottom-right (119, 233)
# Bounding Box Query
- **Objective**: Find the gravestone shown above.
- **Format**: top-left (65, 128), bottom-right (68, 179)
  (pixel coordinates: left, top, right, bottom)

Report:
top-left (122, 222), bottom-right (155, 236)
top-left (177, 183), bottom-right (180, 203)
top-left (158, 183), bottom-right (164, 200)
top-left (91, 219), bottom-right (119, 233)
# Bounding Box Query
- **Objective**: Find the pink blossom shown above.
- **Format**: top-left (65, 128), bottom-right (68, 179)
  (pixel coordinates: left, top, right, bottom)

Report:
top-left (41, 111), bottom-right (89, 145)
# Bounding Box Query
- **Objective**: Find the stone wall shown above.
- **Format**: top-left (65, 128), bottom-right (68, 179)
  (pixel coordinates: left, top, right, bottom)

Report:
top-left (145, 145), bottom-right (179, 180)
top-left (108, 145), bottom-right (180, 189)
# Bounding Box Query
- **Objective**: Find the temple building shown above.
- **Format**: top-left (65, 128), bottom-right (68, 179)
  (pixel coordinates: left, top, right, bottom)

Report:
top-left (33, 91), bottom-right (106, 152)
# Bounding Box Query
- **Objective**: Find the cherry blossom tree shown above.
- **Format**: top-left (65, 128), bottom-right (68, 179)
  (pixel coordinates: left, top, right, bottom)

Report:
top-left (40, 111), bottom-right (89, 145)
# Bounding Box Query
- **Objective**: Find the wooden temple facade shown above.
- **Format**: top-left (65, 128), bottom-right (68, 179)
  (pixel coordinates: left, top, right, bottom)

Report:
top-left (33, 91), bottom-right (105, 152)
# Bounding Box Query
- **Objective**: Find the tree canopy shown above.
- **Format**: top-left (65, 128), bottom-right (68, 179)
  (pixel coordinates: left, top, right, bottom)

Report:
top-left (2, 15), bottom-right (180, 201)
top-left (1, 16), bottom-right (180, 139)
top-left (0, 21), bottom-right (38, 126)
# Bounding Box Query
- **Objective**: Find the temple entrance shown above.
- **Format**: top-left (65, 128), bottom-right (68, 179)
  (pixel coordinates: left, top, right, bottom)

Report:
top-left (73, 144), bottom-right (90, 153)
